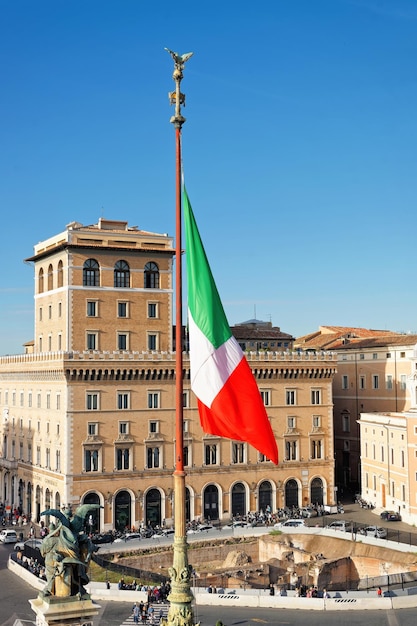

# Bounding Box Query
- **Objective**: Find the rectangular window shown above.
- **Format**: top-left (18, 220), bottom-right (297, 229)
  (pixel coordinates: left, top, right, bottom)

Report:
top-left (86, 393), bottom-right (99, 410)
top-left (287, 416), bottom-right (296, 429)
top-left (28, 392), bottom-right (32, 408)
top-left (85, 449), bottom-right (99, 472)
top-left (311, 389), bottom-right (321, 405)
top-left (182, 390), bottom-right (190, 408)
top-left (372, 375), bottom-right (379, 390)
top-left (118, 301), bottom-right (128, 318)
top-left (373, 475), bottom-right (377, 490)
top-left (183, 445), bottom-right (189, 466)
top-left (117, 333), bottom-right (128, 350)
top-left (311, 439), bottom-right (322, 459)
top-left (359, 353), bottom-right (365, 360)
top-left (148, 392), bottom-right (160, 409)
top-left (285, 440), bottom-right (297, 461)
top-left (20, 392), bottom-right (24, 408)
top-left (88, 422), bottom-right (97, 436)
top-left (286, 389), bottom-right (296, 405)
top-left (39, 307), bottom-right (43, 321)
top-left (373, 353), bottom-right (378, 360)
top-left (48, 305), bottom-right (52, 319)
top-left (148, 333), bottom-right (158, 351)
top-left (117, 448), bottom-right (130, 470)
top-left (147, 446), bottom-right (160, 468)
top-left (260, 390), bottom-right (271, 406)
top-left (37, 393), bottom-right (41, 409)
top-left (86, 301), bottom-right (97, 317)
top-left (56, 450), bottom-right (61, 472)
top-left (36, 446), bottom-right (41, 465)
top-left (86, 332), bottom-right (97, 351)
top-left (232, 442), bottom-right (245, 464)
top-left (205, 444), bottom-right (217, 465)
top-left (148, 302), bottom-right (158, 318)
top-left (149, 421), bottom-right (158, 433)
top-left (342, 375), bottom-right (348, 390)
top-left (28, 443), bottom-right (32, 463)
top-left (119, 422), bottom-right (129, 435)
top-left (359, 375), bottom-right (366, 390)
top-left (342, 414), bottom-right (350, 432)
top-left (46, 393), bottom-right (51, 409)
top-left (313, 415), bottom-right (321, 428)
top-left (117, 392), bottom-right (130, 410)
top-left (386, 375), bottom-right (393, 390)
top-left (56, 394), bottom-right (61, 410)
top-left (400, 374), bottom-right (407, 391)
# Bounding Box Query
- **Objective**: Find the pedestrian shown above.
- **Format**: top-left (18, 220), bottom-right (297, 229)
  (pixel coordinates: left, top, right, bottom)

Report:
top-left (132, 602), bottom-right (140, 624)
top-left (377, 586), bottom-right (382, 597)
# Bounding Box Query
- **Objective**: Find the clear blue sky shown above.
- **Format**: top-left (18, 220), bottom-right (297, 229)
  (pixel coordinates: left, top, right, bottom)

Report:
top-left (1, 0), bottom-right (416, 355)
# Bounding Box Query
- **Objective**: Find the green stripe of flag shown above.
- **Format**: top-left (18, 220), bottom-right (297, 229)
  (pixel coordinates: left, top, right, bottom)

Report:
top-left (183, 186), bottom-right (231, 350)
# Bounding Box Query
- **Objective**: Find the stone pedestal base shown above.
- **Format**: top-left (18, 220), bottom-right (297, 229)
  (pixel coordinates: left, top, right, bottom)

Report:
top-left (29, 595), bottom-right (100, 626)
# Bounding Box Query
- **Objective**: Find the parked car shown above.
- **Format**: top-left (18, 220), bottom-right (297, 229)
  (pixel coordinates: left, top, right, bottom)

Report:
top-left (326, 520), bottom-right (351, 532)
top-left (14, 538), bottom-right (43, 552)
top-left (0, 529), bottom-right (18, 544)
top-left (274, 519), bottom-right (306, 529)
top-left (91, 532), bottom-right (114, 544)
top-left (360, 525), bottom-right (387, 539)
top-left (226, 521), bottom-right (250, 528)
top-left (301, 506), bottom-right (318, 518)
top-left (380, 510), bottom-right (401, 521)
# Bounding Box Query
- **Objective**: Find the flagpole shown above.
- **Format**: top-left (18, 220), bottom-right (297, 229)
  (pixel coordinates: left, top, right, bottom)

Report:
top-left (164, 48), bottom-right (197, 626)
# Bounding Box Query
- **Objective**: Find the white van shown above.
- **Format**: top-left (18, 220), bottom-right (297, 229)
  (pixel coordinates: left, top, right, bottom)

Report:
top-left (274, 519), bottom-right (305, 529)
top-left (326, 520), bottom-right (351, 532)
top-left (0, 529), bottom-right (18, 544)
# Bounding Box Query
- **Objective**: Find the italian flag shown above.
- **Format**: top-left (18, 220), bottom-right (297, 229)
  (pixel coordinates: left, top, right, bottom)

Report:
top-left (183, 187), bottom-right (278, 464)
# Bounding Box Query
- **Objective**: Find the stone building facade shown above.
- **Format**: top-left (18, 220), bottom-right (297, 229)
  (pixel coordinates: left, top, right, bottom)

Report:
top-left (0, 219), bottom-right (337, 531)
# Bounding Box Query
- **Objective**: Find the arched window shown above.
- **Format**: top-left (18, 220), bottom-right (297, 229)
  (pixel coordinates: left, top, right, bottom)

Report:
top-left (114, 260), bottom-right (130, 288)
top-left (144, 262), bottom-right (159, 289)
top-left (144, 488), bottom-right (161, 527)
top-left (259, 480), bottom-right (272, 513)
top-left (83, 259), bottom-right (100, 287)
top-left (310, 477), bottom-right (324, 505)
top-left (47, 264), bottom-right (53, 291)
top-left (284, 479), bottom-right (299, 508)
top-left (231, 482), bottom-right (246, 517)
top-left (57, 260), bottom-right (64, 288)
top-left (38, 268), bottom-right (44, 294)
top-left (203, 484), bottom-right (219, 521)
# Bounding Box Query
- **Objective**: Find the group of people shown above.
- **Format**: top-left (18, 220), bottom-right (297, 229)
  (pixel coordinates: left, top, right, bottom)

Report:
top-left (132, 601), bottom-right (164, 624)
top-left (14, 551), bottom-right (47, 581)
top-left (118, 580), bottom-right (170, 603)
top-left (294, 585), bottom-right (329, 598)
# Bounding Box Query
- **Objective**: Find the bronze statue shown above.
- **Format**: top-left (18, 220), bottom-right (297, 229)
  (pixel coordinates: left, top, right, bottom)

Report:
top-left (39, 504), bottom-right (101, 598)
